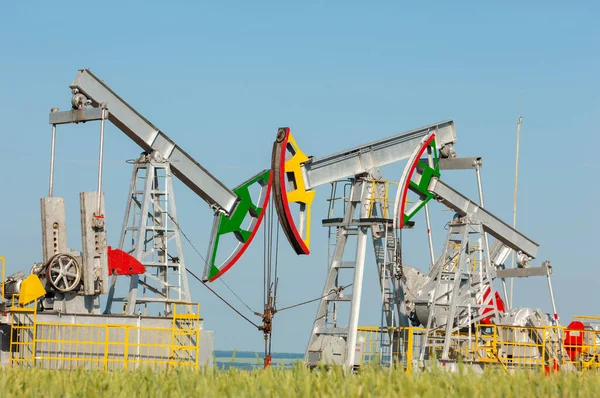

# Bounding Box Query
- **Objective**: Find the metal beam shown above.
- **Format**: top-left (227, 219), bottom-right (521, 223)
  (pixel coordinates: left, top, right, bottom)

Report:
top-left (428, 177), bottom-right (539, 258)
top-left (49, 108), bottom-right (108, 125)
top-left (415, 157), bottom-right (482, 172)
top-left (301, 121), bottom-right (457, 189)
top-left (496, 266), bottom-right (550, 279)
top-left (68, 69), bottom-right (238, 215)
top-left (438, 157), bottom-right (482, 170)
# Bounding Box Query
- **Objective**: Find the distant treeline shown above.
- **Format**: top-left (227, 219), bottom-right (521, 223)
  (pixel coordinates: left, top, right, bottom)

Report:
top-left (214, 350), bottom-right (304, 359)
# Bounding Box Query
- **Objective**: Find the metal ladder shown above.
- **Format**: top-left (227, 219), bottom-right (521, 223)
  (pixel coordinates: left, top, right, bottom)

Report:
top-left (325, 180), bottom-right (352, 268)
top-left (368, 181), bottom-right (402, 367)
top-left (374, 225), bottom-right (400, 367)
top-left (170, 303), bottom-right (201, 369)
top-left (8, 302), bottom-right (37, 367)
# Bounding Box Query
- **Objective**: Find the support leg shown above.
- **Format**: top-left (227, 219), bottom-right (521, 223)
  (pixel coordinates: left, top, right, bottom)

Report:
top-left (344, 226), bottom-right (368, 370)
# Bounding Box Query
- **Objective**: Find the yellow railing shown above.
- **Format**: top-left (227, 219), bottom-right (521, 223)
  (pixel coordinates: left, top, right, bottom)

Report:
top-left (171, 302), bottom-right (201, 369)
top-left (9, 294), bottom-right (37, 367)
top-left (473, 323), bottom-right (600, 372)
top-left (357, 326), bottom-right (425, 374)
top-left (474, 324), bottom-right (563, 371)
top-left (449, 243), bottom-right (480, 272)
top-left (572, 315), bottom-right (600, 322)
top-left (8, 300), bottom-right (201, 371)
top-left (357, 322), bottom-right (600, 374)
top-left (365, 180), bottom-right (398, 219)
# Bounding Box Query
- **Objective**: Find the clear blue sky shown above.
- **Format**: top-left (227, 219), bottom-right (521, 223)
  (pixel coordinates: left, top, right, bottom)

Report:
top-left (0, 1), bottom-right (598, 353)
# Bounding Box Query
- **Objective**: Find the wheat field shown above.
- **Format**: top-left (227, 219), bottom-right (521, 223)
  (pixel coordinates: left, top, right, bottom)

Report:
top-left (1, 364), bottom-right (597, 397)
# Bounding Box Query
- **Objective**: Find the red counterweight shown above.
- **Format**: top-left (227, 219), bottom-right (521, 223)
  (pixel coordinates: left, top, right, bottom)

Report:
top-left (107, 246), bottom-right (145, 276)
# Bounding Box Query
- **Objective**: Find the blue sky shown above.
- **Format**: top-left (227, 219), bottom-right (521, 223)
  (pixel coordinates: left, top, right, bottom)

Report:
top-left (0, 1), bottom-right (598, 353)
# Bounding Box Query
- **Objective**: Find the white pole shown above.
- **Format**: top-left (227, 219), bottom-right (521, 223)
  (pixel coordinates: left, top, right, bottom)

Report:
top-left (345, 227), bottom-right (368, 371)
top-left (510, 114), bottom-right (523, 309)
top-left (49, 124), bottom-right (57, 197)
top-left (425, 147), bottom-right (435, 269)
top-left (49, 108), bottom-right (59, 197)
top-left (475, 165), bottom-right (508, 310)
top-left (96, 104), bottom-right (107, 215)
top-left (424, 205), bottom-right (435, 269)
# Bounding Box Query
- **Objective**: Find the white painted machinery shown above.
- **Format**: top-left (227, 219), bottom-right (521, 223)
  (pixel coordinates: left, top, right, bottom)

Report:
top-left (0, 69), bottom-right (272, 369)
top-left (0, 69), bottom-right (589, 374)
top-left (270, 121), bottom-right (563, 373)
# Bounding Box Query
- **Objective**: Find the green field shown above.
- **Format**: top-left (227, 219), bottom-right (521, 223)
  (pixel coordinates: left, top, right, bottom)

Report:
top-left (214, 350), bottom-right (303, 370)
top-left (0, 364), bottom-right (598, 397)
top-left (215, 356), bottom-right (301, 370)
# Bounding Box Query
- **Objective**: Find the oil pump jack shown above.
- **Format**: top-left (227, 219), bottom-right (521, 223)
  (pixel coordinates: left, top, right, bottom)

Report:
top-left (0, 69), bottom-right (271, 368)
top-left (270, 122), bottom-right (560, 372)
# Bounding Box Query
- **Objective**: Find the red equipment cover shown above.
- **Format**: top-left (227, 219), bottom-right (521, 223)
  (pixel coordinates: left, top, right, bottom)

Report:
top-left (107, 246), bottom-right (145, 276)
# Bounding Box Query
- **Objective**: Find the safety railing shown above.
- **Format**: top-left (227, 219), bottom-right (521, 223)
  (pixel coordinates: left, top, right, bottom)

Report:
top-left (8, 300), bottom-right (201, 371)
top-left (572, 315), bottom-right (600, 323)
top-left (448, 243), bottom-right (480, 272)
top-left (8, 294), bottom-right (38, 367)
top-left (474, 324), bottom-right (562, 372)
top-left (358, 321), bottom-right (600, 374)
top-left (171, 303), bottom-right (201, 367)
top-left (357, 326), bottom-right (425, 374)
top-left (365, 180), bottom-right (398, 219)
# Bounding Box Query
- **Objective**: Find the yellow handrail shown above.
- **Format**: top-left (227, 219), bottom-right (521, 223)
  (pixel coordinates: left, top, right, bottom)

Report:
top-left (5, 298), bottom-right (202, 371)
top-left (572, 315), bottom-right (600, 322)
top-left (357, 321), bottom-right (600, 373)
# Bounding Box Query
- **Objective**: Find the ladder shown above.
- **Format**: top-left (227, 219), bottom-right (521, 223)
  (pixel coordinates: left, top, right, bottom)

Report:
top-left (9, 304), bottom-right (37, 367)
top-left (170, 303), bottom-right (201, 369)
top-left (325, 180), bottom-right (352, 268)
top-left (376, 226), bottom-right (395, 367)
top-left (369, 180), bottom-right (405, 367)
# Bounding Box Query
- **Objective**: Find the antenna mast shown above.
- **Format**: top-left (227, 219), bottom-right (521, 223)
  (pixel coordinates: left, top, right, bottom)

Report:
top-left (510, 92), bottom-right (523, 308)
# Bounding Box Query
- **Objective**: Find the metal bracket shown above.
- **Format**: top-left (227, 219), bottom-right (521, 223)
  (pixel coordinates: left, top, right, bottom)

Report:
top-left (49, 108), bottom-right (109, 125)
top-left (496, 265), bottom-right (551, 278)
top-left (437, 157), bottom-right (482, 170)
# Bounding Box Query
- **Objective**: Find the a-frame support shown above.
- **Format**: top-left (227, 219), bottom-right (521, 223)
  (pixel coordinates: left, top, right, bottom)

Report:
top-left (105, 152), bottom-right (190, 316)
top-left (305, 175), bottom-right (409, 370)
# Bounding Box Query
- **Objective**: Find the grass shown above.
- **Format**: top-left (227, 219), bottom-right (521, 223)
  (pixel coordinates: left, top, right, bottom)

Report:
top-left (0, 363), bottom-right (597, 397)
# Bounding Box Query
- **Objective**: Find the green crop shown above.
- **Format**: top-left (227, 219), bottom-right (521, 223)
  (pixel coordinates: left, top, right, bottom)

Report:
top-left (0, 363), bottom-right (597, 397)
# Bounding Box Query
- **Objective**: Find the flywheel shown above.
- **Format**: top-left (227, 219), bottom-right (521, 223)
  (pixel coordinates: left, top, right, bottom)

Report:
top-left (46, 253), bottom-right (82, 293)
